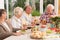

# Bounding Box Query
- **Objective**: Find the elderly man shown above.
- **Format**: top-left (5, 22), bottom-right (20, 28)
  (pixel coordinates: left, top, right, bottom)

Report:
top-left (10, 7), bottom-right (23, 30)
top-left (40, 4), bottom-right (56, 23)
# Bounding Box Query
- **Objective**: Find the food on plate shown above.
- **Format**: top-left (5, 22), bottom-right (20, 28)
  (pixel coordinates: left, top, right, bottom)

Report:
top-left (30, 31), bottom-right (42, 39)
top-left (31, 27), bottom-right (39, 32)
top-left (56, 29), bottom-right (60, 34)
top-left (21, 30), bottom-right (26, 34)
top-left (46, 29), bottom-right (53, 34)
top-left (21, 30), bottom-right (26, 32)
top-left (49, 28), bottom-right (56, 31)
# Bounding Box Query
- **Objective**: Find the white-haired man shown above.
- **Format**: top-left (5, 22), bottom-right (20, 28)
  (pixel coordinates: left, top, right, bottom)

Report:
top-left (10, 7), bottom-right (23, 31)
top-left (40, 4), bottom-right (56, 23)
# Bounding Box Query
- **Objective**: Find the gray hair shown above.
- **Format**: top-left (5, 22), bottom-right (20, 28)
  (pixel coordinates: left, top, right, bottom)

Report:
top-left (46, 4), bottom-right (54, 9)
top-left (44, 4), bottom-right (54, 12)
top-left (14, 7), bottom-right (23, 15)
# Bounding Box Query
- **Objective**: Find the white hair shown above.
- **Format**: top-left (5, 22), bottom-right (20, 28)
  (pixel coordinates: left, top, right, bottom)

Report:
top-left (14, 7), bottom-right (23, 15)
top-left (46, 4), bottom-right (54, 10)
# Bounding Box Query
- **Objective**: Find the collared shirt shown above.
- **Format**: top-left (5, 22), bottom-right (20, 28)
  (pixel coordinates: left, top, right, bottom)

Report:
top-left (40, 12), bottom-right (56, 23)
top-left (22, 11), bottom-right (33, 25)
top-left (11, 16), bottom-right (22, 29)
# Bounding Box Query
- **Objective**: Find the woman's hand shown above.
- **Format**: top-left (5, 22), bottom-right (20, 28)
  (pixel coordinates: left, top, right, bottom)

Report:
top-left (22, 24), bottom-right (27, 30)
top-left (13, 31), bottom-right (21, 36)
top-left (31, 21), bottom-right (36, 28)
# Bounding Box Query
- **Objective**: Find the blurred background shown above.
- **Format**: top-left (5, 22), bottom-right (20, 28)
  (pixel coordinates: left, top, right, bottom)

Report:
top-left (0, 0), bottom-right (60, 19)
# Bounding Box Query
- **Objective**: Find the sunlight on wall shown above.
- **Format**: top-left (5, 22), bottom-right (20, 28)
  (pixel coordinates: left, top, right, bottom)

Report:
top-left (58, 0), bottom-right (60, 15)
top-left (0, 0), bottom-right (4, 9)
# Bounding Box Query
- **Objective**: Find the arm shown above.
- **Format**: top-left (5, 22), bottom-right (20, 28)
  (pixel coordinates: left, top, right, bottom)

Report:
top-left (12, 28), bottom-right (21, 32)
top-left (0, 26), bottom-right (12, 39)
top-left (11, 18), bottom-right (21, 32)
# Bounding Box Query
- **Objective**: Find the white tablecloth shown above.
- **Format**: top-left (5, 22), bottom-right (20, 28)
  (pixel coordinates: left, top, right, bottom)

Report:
top-left (4, 29), bottom-right (60, 40)
top-left (4, 34), bottom-right (60, 40)
top-left (4, 34), bottom-right (32, 40)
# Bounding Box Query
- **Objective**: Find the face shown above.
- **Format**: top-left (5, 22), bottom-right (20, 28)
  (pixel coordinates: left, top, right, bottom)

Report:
top-left (17, 10), bottom-right (22, 18)
top-left (25, 6), bottom-right (32, 14)
top-left (2, 12), bottom-right (7, 19)
top-left (46, 6), bottom-right (53, 14)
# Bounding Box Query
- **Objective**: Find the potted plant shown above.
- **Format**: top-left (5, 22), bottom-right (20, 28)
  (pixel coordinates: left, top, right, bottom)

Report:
top-left (50, 16), bottom-right (60, 28)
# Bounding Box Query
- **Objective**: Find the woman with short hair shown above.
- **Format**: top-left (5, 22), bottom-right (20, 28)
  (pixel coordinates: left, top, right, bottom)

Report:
top-left (0, 9), bottom-right (21, 40)
top-left (40, 4), bottom-right (56, 23)
top-left (10, 7), bottom-right (24, 30)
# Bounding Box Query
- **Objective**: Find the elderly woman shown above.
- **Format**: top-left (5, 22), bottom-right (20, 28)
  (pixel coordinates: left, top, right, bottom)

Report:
top-left (22, 5), bottom-right (33, 26)
top-left (0, 9), bottom-right (21, 40)
top-left (10, 7), bottom-right (24, 30)
top-left (40, 4), bottom-right (56, 23)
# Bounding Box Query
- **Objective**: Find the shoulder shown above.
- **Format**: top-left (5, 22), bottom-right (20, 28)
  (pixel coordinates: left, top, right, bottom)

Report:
top-left (0, 24), bottom-right (4, 30)
top-left (41, 12), bottom-right (46, 17)
top-left (0, 23), bottom-right (3, 27)
top-left (22, 11), bottom-right (26, 15)
top-left (22, 11), bottom-right (27, 16)
top-left (10, 16), bottom-right (16, 22)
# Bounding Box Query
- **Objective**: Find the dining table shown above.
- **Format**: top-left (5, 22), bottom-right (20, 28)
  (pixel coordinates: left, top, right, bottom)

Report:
top-left (4, 28), bottom-right (60, 40)
top-left (3, 21), bottom-right (60, 40)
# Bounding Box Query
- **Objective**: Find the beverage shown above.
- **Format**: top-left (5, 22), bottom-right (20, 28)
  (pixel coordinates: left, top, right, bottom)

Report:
top-left (27, 27), bottom-right (32, 29)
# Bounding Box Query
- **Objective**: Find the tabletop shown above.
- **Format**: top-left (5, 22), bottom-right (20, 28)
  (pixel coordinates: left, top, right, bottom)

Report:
top-left (4, 29), bottom-right (60, 40)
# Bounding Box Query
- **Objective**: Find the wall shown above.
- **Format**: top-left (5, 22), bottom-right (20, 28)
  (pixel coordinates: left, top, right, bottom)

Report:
top-left (58, 0), bottom-right (60, 15)
top-left (0, 0), bottom-right (4, 9)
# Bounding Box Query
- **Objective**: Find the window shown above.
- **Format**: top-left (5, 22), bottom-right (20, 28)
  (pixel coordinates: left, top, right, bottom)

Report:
top-left (30, 0), bottom-right (40, 16)
top-left (43, 0), bottom-right (54, 11)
